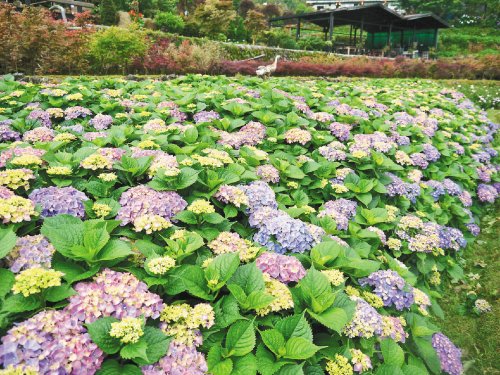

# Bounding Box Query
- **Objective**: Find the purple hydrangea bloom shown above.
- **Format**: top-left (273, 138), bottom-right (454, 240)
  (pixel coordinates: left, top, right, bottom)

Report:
top-left (443, 179), bottom-right (461, 196)
top-left (117, 185), bottom-right (187, 225)
top-left (318, 199), bottom-right (357, 231)
top-left (477, 184), bottom-right (498, 203)
top-left (427, 180), bottom-right (445, 201)
top-left (89, 114), bottom-right (113, 130)
top-left (67, 268), bottom-right (164, 323)
top-left (62, 124), bottom-right (85, 133)
top-left (0, 310), bottom-right (104, 374)
top-left (0, 124), bottom-right (20, 142)
top-left (432, 333), bottom-right (463, 375)
top-left (6, 235), bottom-right (55, 273)
top-left (256, 165), bottom-right (280, 183)
top-left (27, 109), bottom-right (51, 127)
top-left (240, 181), bottom-right (278, 213)
top-left (343, 297), bottom-right (383, 338)
top-left (216, 121), bottom-right (266, 149)
top-left (256, 252), bottom-right (306, 283)
top-left (422, 143), bottom-right (441, 162)
top-left (64, 106), bottom-right (92, 120)
top-left (410, 153), bottom-right (429, 169)
top-left (253, 212), bottom-right (316, 254)
top-left (386, 173), bottom-right (421, 203)
top-left (329, 122), bottom-right (352, 141)
top-left (360, 270), bottom-right (414, 310)
top-left (141, 341), bottom-right (208, 375)
top-left (466, 223), bottom-right (480, 236)
top-left (439, 226), bottom-right (466, 251)
top-left (193, 110), bottom-right (220, 124)
top-left (29, 186), bottom-right (89, 218)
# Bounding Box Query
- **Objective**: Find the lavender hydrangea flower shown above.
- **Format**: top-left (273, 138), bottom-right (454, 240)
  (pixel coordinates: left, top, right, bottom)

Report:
top-left (439, 226), bottom-right (466, 250)
top-left (360, 270), bottom-right (414, 310)
top-left (256, 252), bottom-right (306, 283)
top-left (240, 181), bottom-right (278, 213)
top-left (329, 122), bottom-right (352, 141)
top-left (256, 165), bottom-right (280, 183)
top-left (67, 268), bottom-right (164, 323)
top-left (0, 310), bottom-right (104, 374)
top-left (193, 110), bottom-right (220, 124)
top-left (410, 153), bottom-right (429, 169)
top-left (422, 143), bottom-right (441, 162)
top-left (117, 185), bottom-right (187, 225)
top-left (64, 106), bottom-right (92, 120)
top-left (27, 109), bottom-right (51, 127)
top-left (29, 186), bottom-right (89, 218)
top-left (432, 333), bottom-right (463, 375)
top-left (477, 184), bottom-right (498, 203)
top-left (89, 114), bottom-right (113, 130)
top-left (0, 123), bottom-right (21, 142)
top-left (23, 127), bottom-right (55, 142)
top-left (216, 121), bottom-right (266, 149)
top-left (141, 341), bottom-right (208, 375)
top-left (318, 199), bottom-right (357, 230)
top-left (253, 212), bottom-right (316, 254)
top-left (343, 296), bottom-right (383, 338)
top-left (385, 173), bottom-right (421, 203)
top-left (6, 235), bottom-right (55, 273)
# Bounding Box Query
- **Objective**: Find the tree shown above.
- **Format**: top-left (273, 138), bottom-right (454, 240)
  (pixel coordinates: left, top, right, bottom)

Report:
top-left (191, 0), bottom-right (237, 38)
top-left (261, 3), bottom-right (281, 18)
top-left (244, 9), bottom-right (268, 43)
top-left (158, 0), bottom-right (178, 13)
top-left (88, 26), bottom-right (148, 73)
top-left (239, 0), bottom-right (255, 17)
top-left (154, 11), bottom-right (185, 33)
top-left (99, 0), bottom-right (117, 25)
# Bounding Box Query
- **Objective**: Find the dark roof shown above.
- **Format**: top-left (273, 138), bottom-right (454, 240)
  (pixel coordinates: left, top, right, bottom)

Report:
top-left (270, 4), bottom-right (449, 31)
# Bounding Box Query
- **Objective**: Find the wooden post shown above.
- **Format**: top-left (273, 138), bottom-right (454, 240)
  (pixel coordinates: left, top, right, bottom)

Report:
top-left (359, 17), bottom-right (364, 51)
top-left (349, 24), bottom-right (353, 45)
top-left (296, 18), bottom-right (301, 41)
top-left (387, 22), bottom-right (392, 48)
top-left (434, 28), bottom-right (439, 49)
top-left (329, 12), bottom-right (335, 41)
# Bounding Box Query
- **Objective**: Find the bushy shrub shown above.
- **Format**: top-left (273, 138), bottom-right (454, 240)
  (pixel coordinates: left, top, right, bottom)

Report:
top-left (257, 28), bottom-right (298, 49)
top-left (88, 26), bottom-right (148, 73)
top-left (154, 11), bottom-right (185, 33)
top-left (297, 36), bottom-right (328, 51)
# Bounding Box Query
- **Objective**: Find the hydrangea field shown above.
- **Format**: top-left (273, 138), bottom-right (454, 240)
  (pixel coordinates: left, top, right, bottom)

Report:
top-left (0, 74), bottom-right (498, 375)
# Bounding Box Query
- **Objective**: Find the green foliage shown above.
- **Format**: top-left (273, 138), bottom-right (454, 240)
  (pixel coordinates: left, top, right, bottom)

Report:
top-left (88, 26), bottom-right (148, 73)
top-left (154, 12), bottom-right (185, 33)
top-left (99, 0), bottom-right (118, 25)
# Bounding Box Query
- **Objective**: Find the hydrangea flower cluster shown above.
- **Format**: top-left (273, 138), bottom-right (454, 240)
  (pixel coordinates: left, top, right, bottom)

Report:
top-left (117, 185), bottom-right (187, 225)
top-left (284, 128), bottom-right (312, 145)
top-left (214, 185), bottom-right (249, 207)
top-left (432, 333), bottom-right (463, 375)
top-left (29, 186), bottom-right (89, 218)
top-left (216, 121), bottom-right (266, 148)
top-left (256, 274), bottom-right (294, 316)
top-left (318, 199), bottom-right (358, 230)
top-left (208, 231), bottom-right (260, 262)
top-left (109, 317), bottom-right (144, 344)
top-left (0, 310), bottom-right (104, 374)
top-left (6, 235), bottom-right (55, 273)
top-left (89, 114), bottom-right (113, 130)
top-left (0, 169), bottom-right (34, 190)
top-left (193, 110), bottom-right (220, 124)
top-left (141, 341), bottom-right (208, 375)
top-left (12, 267), bottom-right (63, 297)
top-left (360, 270), bottom-right (414, 310)
top-left (66, 269), bottom-right (164, 323)
top-left (160, 303), bottom-right (215, 346)
top-left (256, 164), bottom-right (280, 183)
top-left (255, 252), bottom-right (306, 283)
top-left (0, 189), bottom-right (37, 224)
top-left (343, 297), bottom-right (383, 338)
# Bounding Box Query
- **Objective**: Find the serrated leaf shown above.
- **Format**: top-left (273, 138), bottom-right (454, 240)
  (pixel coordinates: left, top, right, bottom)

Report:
top-left (226, 319), bottom-right (256, 357)
top-left (283, 337), bottom-right (323, 360)
top-left (120, 340), bottom-right (148, 362)
top-left (215, 295), bottom-right (243, 328)
top-left (229, 263), bottom-right (266, 295)
top-left (87, 317), bottom-right (121, 354)
top-left (96, 239), bottom-right (132, 261)
top-left (205, 252), bottom-right (240, 286)
top-left (45, 284), bottom-right (76, 302)
top-left (41, 215), bottom-right (84, 258)
top-left (0, 269), bottom-right (15, 298)
top-left (260, 328), bottom-right (285, 356)
top-left (136, 326), bottom-right (171, 365)
top-left (95, 360), bottom-right (143, 375)
top-left (297, 268), bottom-right (335, 313)
top-left (2, 294), bottom-right (42, 313)
top-left (381, 339), bottom-right (405, 367)
top-left (276, 364), bottom-right (304, 375)
top-left (256, 344), bottom-right (287, 375)
top-left (275, 314), bottom-right (313, 341)
top-left (233, 353), bottom-right (257, 375)
top-left (208, 345), bottom-right (233, 375)
top-left (0, 228), bottom-right (16, 259)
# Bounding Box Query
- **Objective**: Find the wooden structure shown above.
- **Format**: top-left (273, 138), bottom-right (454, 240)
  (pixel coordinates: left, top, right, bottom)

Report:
top-left (270, 4), bottom-right (449, 56)
top-left (4, 0), bottom-right (94, 20)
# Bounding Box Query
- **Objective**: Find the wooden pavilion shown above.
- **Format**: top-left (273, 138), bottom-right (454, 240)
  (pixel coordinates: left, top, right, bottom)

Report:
top-left (270, 4), bottom-right (449, 57)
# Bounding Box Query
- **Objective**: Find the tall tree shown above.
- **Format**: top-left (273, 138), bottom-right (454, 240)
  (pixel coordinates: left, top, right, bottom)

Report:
top-left (244, 9), bottom-right (268, 43)
top-left (99, 0), bottom-right (117, 25)
top-left (191, 0), bottom-right (237, 37)
top-left (239, 0), bottom-right (255, 17)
